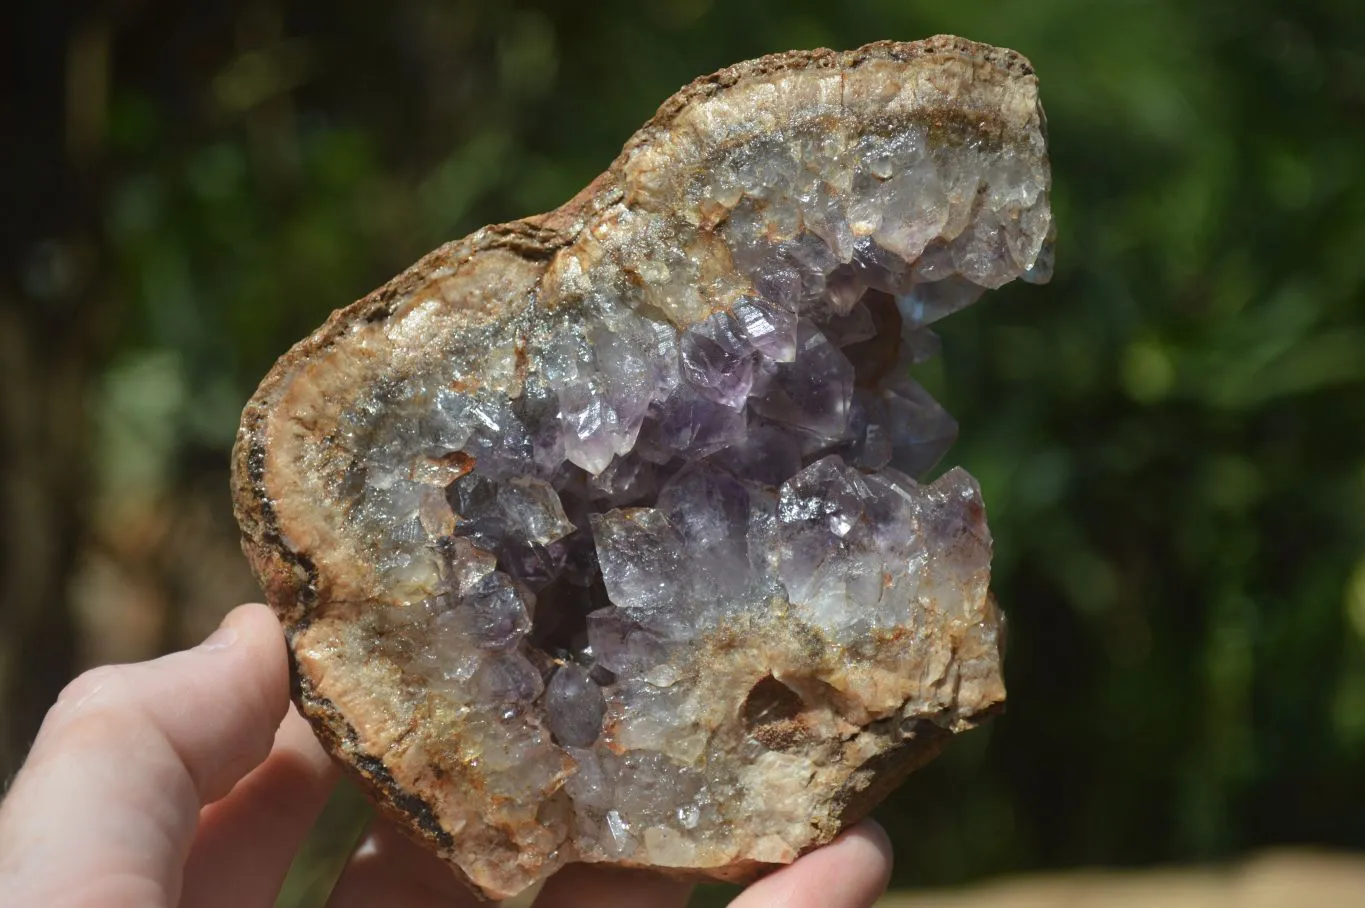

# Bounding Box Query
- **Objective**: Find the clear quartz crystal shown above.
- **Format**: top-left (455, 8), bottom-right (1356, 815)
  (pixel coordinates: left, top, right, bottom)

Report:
top-left (459, 573), bottom-right (533, 650)
top-left (591, 509), bottom-right (686, 620)
top-left (496, 477), bottom-right (576, 546)
top-left (472, 650), bottom-right (545, 703)
top-left (732, 297), bottom-right (798, 362)
top-left (586, 607), bottom-right (669, 675)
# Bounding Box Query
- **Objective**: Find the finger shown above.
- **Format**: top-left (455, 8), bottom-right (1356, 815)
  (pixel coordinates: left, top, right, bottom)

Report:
top-left (0, 603), bottom-right (289, 908)
top-left (180, 705), bottom-right (341, 908)
top-left (730, 820), bottom-right (893, 908)
top-left (532, 862), bottom-right (692, 908)
top-left (324, 817), bottom-right (484, 908)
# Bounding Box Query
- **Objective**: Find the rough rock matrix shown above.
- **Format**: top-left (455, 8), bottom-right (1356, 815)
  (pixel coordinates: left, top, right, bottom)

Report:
top-left (231, 35), bottom-right (1051, 899)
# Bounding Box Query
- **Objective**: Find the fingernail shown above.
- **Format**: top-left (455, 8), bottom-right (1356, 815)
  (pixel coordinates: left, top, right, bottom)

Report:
top-left (198, 622), bottom-right (239, 652)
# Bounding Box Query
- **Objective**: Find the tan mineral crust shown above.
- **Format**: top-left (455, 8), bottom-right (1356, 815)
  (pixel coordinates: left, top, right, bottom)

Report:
top-left (231, 35), bottom-right (1052, 900)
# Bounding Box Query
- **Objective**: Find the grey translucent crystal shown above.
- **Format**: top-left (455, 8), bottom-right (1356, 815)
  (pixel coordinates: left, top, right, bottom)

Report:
top-left (545, 663), bottom-right (608, 747)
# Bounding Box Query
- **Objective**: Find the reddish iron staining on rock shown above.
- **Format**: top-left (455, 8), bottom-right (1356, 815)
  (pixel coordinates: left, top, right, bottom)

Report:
top-left (232, 35), bottom-right (1051, 899)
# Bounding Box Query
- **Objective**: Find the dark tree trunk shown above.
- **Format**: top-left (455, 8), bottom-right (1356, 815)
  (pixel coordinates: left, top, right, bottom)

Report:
top-left (0, 4), bottom-right (114, 781)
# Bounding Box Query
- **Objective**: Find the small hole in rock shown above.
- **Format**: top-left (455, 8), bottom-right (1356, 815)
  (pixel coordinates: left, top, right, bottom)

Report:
top-left (843, 289), bottom-right (903, 389)
top-left (742, 674), bottom-right (807, 729)
top-left (528, 570), bottom-right (608, 663)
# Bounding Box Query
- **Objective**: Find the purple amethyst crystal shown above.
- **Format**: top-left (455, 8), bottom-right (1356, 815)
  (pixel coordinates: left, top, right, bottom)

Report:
top-left (680, 312), bottom-right (758, 408)
top-left (750, 321), bottom-right (855, 441)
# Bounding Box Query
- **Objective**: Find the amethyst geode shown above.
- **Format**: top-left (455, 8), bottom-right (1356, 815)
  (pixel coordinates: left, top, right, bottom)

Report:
top-left (232, 35), bottom-right (1051, 899)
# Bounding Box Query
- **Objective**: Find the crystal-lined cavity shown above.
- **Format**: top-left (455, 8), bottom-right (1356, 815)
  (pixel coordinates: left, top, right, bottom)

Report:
top-left (233, 36), bottom-right (1049, 900)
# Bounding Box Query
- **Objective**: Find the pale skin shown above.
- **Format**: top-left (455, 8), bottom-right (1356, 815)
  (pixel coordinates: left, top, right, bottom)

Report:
top-left (0, 603), bottom-right (894, 907)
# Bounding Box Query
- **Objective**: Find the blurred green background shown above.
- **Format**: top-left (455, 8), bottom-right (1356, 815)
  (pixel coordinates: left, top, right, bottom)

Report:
top-left (4, 0), bottom-right (1364, 904)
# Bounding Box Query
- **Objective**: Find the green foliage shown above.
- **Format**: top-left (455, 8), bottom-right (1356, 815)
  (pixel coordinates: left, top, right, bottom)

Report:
top-left (94, 0), bottom-right (1365, 897)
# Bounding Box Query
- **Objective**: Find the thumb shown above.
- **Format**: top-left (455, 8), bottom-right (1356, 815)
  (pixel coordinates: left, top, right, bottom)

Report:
top-left (0, 603), bottom-right (290, 908)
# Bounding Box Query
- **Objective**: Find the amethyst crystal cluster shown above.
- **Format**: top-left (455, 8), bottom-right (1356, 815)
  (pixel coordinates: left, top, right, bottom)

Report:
top-left (232, 36), bottom-right (1051, 898)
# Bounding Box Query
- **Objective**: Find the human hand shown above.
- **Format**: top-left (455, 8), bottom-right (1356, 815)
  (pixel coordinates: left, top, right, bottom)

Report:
top-left (0, 603), bottom-right (893, 907)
